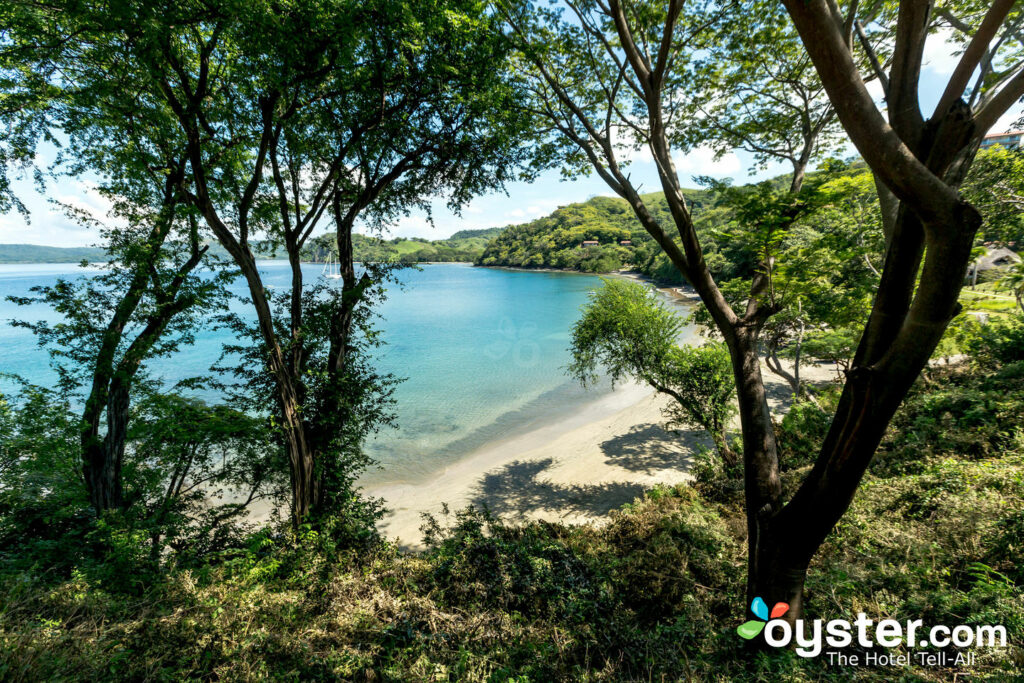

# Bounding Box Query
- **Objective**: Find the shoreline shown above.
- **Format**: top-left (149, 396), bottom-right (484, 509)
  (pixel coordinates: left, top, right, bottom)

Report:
top-left (363, 268), bottom-right (714, 549)
top-left (365, 383), bottom-right (691, 549)
top-left (364, 351), bottom-right (837, 551)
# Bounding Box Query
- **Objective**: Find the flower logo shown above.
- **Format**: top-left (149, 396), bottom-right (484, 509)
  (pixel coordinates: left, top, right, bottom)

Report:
top-left (737, 597), bottom-right (790, 639)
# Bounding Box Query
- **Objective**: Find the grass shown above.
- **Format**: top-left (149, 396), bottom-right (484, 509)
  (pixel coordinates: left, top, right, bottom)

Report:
top-left (960, 288), bottom-right (1019, 315)
top-left (1, 360), bottom-right (1023, 681)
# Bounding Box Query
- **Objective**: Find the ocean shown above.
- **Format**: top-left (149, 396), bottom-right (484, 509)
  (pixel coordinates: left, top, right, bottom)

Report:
top-left (0, 262), bottom-right (693, 486)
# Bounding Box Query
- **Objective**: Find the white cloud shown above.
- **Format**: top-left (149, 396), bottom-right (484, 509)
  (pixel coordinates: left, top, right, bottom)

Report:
top-left (0, 178), bottom-right (112, 247)
top-left (673, 146), bottom-right (742, 179)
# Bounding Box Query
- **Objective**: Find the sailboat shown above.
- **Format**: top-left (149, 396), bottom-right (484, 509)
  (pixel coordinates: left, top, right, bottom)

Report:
top-left (322, 252), bottom-right (342, 279)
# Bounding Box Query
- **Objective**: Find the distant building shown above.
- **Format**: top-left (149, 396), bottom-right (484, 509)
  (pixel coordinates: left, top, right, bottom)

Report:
top-left (980, 131), bottom-right (1023, 150)
top-left (619, 240), bottom-right (632, 246)
top-left (966, 246), bottom-right (1021, 284)
top-left (581, 240), bottom-right (599, 247)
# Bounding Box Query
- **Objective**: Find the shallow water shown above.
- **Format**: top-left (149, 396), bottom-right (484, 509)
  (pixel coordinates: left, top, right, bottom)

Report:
top-left (0, 262), bottom-right (694, 485)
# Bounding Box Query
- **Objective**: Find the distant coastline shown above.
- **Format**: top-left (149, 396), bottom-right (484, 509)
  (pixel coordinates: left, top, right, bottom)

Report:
top-left (0, 244), bottom-right (107, 264)
top-left (479, 263), bottom-right (701, 305)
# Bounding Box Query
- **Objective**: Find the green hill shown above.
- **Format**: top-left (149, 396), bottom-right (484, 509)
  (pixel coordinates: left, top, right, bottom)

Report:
top-left (475, 190), bottom-right (717, 280)
top-left (304, 230), bottom-right (503, 264)
top-left (447, 226), bottom-right (505, 240)
top-left (0, 243), bottom-right (107, 264)
top-left (0, 231), bottom-right (500, 267)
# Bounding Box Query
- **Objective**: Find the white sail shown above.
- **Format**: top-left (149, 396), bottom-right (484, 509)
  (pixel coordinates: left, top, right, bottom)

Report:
top-left (323, 252), bottom-right (342, 279)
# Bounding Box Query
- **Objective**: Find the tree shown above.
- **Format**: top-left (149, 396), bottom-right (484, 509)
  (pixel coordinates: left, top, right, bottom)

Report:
top-left (1002, 261), bottom-right (1024, 314)
top-left (569, 279), bottom-right (738, 466)
top-left (127, 391), bottom-right (282, 564)
top-left (770, 0), bottom-right (1024, 620)
top-left (693, 0), bottom-right (852, 195)
top-left (61, 0), bottom-right (533, 529)
top-left (9, 225), bottom-right (220, 516)
top-left (1, 0), bottom-right (252, 517)
top-left (505, 0), bottom-right (1024, 622)
top-left (761, 166), bottom-right (884, 393)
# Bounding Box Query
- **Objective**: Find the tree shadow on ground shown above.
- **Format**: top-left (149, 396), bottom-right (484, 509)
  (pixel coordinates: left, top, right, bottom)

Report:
top-left (469, 457), bottom-right (649, 520)
top-left (598, 422), bottom-right (701, 475)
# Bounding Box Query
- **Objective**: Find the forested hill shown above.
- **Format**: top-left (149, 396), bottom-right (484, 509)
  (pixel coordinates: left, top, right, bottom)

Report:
top-left (475, 190), bottom-right (714, 280)
top-left (0, 243), bottom-right (107, 263)
top-left (304, 231), bottom-right (501, 264)
top-left (1, 230), bottom-right (506, 266)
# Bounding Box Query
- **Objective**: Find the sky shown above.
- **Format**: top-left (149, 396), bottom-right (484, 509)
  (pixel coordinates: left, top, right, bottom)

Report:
top-left (1, 31), bottom-right (1021, 248)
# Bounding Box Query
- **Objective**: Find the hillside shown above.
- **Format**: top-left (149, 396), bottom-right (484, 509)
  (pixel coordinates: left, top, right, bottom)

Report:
top-left (475, 190), bottom-right (717, 281)
top-left (305, 231), bottom-right (501, 264)
top-left (0, 231), bottom-right (501, 266)
top-left (0, 243), bottom-right (107, 264)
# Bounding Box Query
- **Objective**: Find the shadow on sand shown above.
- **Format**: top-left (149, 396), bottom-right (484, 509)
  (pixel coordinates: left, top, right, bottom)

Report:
top-left (598, 422), bottom-right (701, 474)
top-left (469, 457), bottom-right (650, 520)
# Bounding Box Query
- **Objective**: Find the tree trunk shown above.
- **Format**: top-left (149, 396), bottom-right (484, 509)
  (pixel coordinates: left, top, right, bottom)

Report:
top-left (715, 430), bottom-right (739, 469)
top-left (749, 536), bottom-right (808, 628)
top-left (284, 401), bottom-right (317, 529)
top-left (750, 201), bottom-right (980, 620)
top-left (82, 439), bottom-right (123, 512)
top-left (722, 329), bottom-right (785, 606)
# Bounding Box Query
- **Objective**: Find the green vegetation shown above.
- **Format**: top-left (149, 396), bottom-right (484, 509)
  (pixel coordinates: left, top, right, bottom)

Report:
top-left (0, 232), bottom-right (502, 266)
top-left (0, 244), bottom-right (106, 264)
top-left (569, 279), bottom-right (739, 466)
top-left (305, 231), bottom-right (501, 265)
top-left (506, 0), bottom-right (1024, 638)
top-left (476, 192), bottom-right (710, 275)
top-left (2, 343), bottom-right (1023, 680)
top-left (3, 0), bottom-right (1024, 678)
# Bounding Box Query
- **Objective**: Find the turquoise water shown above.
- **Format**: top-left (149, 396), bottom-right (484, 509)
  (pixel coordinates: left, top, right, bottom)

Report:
top-left (0, 262), bottom-right (653, 485)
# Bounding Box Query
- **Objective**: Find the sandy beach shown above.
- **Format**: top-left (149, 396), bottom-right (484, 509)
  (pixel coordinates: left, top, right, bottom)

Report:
top-left (367, 276), bottom-right (839, 549)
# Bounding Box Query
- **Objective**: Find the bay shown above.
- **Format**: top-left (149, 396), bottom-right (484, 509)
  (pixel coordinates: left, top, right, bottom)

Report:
top-left (0, 262), bottom-right (661, 486)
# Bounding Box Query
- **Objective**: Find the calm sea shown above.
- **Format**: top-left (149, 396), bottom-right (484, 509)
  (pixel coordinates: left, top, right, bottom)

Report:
top-left (0, 262), bottom-right (692, 485)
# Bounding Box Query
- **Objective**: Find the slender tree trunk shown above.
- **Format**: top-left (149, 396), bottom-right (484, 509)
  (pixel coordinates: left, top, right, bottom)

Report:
top-left (716, 431), bottom-right (739, 469)
top-left (719, 328), bottom-right (785, 606)
top-left (80, 171), bottom-right (186, 515)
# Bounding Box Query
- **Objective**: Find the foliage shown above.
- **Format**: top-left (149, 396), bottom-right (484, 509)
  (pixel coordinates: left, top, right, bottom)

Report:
top-left (477, 192), bottom-right (710, 275)
top-left (479, 195), bottom-right (651, 272)
top-left (961, 140), bottom-right (1024, 247)
top-left (0, 380), bottom-right (283, 589)
top-left (212, 271), bottom-right (396, 541)
top-left (305, 232), bottom-right (495, 265)
top-left (961, 314), bottom-right (1024, 368)
top-left (569, 278), bottom-right (738, 464)
top-left (999, 261), bottom-right (1024, 314)
top-left (2, 360), bottom-right (1022, 680)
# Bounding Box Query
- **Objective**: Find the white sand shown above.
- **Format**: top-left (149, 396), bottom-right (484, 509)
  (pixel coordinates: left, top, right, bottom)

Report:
top-left (366, 354), bottom-right (838, 550)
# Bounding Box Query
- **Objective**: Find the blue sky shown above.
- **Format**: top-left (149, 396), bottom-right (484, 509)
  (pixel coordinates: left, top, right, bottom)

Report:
top-left (1, 31), bottom-right (1020, 247)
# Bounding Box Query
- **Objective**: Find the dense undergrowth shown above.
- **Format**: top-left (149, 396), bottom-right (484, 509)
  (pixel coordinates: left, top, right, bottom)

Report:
top-left (2, 334), bottom-right (1024, 680)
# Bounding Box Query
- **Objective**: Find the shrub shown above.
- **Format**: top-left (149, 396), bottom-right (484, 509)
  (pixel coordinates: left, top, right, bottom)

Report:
top-left (963, 314), bottom-right (1024, 367)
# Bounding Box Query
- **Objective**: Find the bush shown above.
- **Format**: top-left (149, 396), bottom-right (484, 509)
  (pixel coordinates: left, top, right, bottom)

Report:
top-left (963, 314), bottom-right (1024, 367)
top-left (773, 388), bottom-right (838, 471)
top-left (2, 360), bottom-right (1024, 680)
